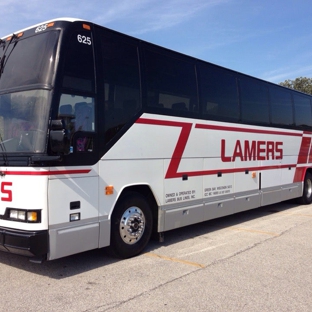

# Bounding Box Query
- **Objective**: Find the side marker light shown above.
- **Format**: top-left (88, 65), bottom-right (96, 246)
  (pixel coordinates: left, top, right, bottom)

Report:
top-left (105, 185), bottom-right (114, 195)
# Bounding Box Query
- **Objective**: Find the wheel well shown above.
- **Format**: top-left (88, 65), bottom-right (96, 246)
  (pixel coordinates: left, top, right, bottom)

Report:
top-left (306, 168), bottom-right (312, 176)
top-left (117, 185), bottom-right (159, 232)
top-left (302, 168), bottom-right (312, 183)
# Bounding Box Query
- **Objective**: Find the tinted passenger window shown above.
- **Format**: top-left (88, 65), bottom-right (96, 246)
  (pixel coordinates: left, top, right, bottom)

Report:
top-left (99, 33), bottom-right (141, 143)
top-left (199, 63), bottom-right (239, 121)
top-left (269, 86), bottom-right (293, 126)
top-left (293, 94), bottom-right (312, 127)
top-left (240, 78), bottom-right (270, 124)
top-left (63, 31), bottom-right (95, 92)
top-left (144, 48), bottom-right (198, 113)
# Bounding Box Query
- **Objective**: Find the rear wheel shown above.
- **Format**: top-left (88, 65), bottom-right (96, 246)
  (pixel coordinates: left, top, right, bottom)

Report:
top-left (298, 171), bottom-right (312, 204)
top-left (110, 192), bottom-right (153, 258)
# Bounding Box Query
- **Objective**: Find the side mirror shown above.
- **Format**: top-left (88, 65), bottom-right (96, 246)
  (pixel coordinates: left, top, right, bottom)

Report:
top-left (51, 119), bottom-right (63, 130)
top-left (50, 120), bottom-right (69, 153)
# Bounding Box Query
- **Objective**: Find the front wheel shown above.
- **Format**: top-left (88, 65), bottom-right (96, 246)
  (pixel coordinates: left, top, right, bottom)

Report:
top-left (298, 171), bottom-right (312, 204)
top-left (110, 192), bottom-right (153, 258)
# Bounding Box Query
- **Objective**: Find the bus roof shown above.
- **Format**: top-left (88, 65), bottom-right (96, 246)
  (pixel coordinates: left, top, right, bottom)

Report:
top-left (1, 17), bottom-right (84, 39)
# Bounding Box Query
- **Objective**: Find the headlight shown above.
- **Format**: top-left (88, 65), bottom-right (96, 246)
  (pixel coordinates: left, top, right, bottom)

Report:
top-left (7, 209), bottom-right (41, 223)
top-left (9, 210), bottom-right (18, 219)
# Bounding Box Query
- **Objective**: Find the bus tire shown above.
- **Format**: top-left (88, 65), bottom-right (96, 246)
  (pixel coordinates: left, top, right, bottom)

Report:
top-left (110, 192), bottom-right (153, 258)
top-left (298, 171), bottom-right (312, 205)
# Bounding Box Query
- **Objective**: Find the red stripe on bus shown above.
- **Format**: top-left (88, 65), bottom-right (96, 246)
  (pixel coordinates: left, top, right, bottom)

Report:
top-left (297, 137), bottom-right (311, 164)
top-left (137, 117), bottom-right (301, 179)
top-left (136, 117), bottom-right (190, 128)
top-left (293, 167), bottom-right (306, 183)
top-left (2, 169), bottom-right (91, 176)
top-left (137, 117), bottom-right (303, 137)
top-left (166, 164), bottom-right (297, 179)
top-left (165, 123), bottom-right (192, 179)
top-left (293, 134), bottom-right (312, 183)
top-left (136, 118), bottom-right (193, 179)
top-left (309, 146), bottom-right (312, 164)
top-left (195, 123), bottom-right (302, 136)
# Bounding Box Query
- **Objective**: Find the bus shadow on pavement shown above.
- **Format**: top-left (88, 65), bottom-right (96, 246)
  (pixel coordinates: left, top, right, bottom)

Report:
top-left (0, 200), bottom-right (299, 279)
top-left (0, 246), bottom-right (116, 279)
top-left (147, 199), bottom-right (299, 248)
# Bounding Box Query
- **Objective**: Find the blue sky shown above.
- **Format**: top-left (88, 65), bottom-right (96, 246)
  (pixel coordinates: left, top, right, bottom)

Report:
top-left (1, 0), bottom-right (311, 84)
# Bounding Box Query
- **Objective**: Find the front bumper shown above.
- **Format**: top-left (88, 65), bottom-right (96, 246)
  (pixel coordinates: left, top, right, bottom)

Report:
top-left (0, 227), bottom-right (48, 258)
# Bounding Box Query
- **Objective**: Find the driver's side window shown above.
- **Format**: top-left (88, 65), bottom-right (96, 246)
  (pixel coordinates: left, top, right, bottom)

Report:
top-left (58, 94), bottom-right (95, 152)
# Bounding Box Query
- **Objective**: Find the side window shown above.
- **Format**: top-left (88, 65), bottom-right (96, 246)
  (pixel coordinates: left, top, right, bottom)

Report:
top-left (62, 30), bottom-right (95, 92)
top-left (294, 94), bottom-right (312, 128)
top-left (100, 33), bottom-right (141, 143)
top-left (269, 86), bottom-right (293, 126)
top-left (198, 63), bottom-right (239, 121)
top-left (58, 94), bottom-right (95, 152)
top-left (239, 78), bottom-right (270, 124)
top-left (144, 48), bottom-right (198, 113)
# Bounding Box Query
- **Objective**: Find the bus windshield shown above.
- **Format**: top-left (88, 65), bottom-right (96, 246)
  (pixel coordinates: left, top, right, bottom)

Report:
top-left (0, 30), bottom-right (60, 155)
top-left (0, 89), bottom-right (50, 153)
top-left (0, 30), bottom-right (59, 90)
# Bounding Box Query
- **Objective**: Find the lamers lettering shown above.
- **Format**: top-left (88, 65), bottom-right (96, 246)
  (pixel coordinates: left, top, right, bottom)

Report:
top-left (221, 139), bottom-right (283, 162)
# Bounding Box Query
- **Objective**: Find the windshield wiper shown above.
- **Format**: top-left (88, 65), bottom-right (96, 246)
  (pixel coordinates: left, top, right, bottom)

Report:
top-left (0, 34), bottom-right (17, 79)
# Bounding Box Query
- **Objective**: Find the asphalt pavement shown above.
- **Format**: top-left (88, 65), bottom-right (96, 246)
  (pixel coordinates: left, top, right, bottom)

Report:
top-left (0, 200), bottom-right (311, 311)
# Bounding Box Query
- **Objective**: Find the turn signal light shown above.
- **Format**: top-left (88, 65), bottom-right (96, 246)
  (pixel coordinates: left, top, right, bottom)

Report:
top-left (27, 211), bottom-right (38, 222)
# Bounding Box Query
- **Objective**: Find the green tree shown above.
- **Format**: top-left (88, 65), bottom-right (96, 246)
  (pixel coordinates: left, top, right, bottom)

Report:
top-left (279, 77), bottom-right (312, 95)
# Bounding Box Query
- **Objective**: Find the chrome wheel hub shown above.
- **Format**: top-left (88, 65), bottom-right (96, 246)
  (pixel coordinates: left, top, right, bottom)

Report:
top-left (119, 207), bottom-right (145, 244)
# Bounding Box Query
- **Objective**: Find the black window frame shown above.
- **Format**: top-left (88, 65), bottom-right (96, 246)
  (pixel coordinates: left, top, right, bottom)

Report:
top-left (293, 93), bottom-right (312, 129)
top-left (143, 44), bottom-right (199, 118)
top-left (269, 84), bottom-right (294, 127)
top-left (238, 76), bottom-right (270, 126)
top-left (198, 61), bottom-right (239, 123)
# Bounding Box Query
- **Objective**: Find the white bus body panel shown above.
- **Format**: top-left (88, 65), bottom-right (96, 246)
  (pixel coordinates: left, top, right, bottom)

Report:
top-left (101, 113), bottom-right (304, 232)
top-left (47, 167), bottom-right (101, 260)
top-left (0, 171), bottom-right (48, 231)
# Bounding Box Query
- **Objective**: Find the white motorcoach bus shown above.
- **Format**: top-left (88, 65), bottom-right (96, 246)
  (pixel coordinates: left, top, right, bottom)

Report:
top-left (0, 18), bottom-right (311, 262)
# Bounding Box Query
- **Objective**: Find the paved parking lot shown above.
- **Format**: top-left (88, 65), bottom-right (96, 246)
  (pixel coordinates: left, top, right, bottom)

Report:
top-left (0, 200), bottom-right (312, 311)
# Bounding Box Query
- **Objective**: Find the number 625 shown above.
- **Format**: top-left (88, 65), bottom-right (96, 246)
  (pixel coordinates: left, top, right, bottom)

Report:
top-left (77, 34), bottom-right (92, 45)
